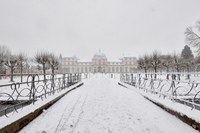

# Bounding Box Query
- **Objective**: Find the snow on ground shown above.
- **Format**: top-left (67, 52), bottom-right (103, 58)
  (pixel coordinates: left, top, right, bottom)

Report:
top-left (122, 82), bottom-right (200, 123)
top-left (0, 82), bottom-right (83, 129)
top-left (19, 74), bottom-right (198, 133)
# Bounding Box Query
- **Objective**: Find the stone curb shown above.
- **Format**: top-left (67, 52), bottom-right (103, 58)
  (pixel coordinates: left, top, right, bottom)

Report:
top-left (0, 82), bottom-right (84, 133)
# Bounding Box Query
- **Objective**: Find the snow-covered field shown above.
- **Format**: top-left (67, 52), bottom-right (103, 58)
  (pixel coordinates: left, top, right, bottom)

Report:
top-left (19, 74), bottom-right (198, 133)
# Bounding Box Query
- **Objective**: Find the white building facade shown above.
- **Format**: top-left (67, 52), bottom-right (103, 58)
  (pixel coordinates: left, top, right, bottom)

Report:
top-left (60, 53), bottom-right (137, 73)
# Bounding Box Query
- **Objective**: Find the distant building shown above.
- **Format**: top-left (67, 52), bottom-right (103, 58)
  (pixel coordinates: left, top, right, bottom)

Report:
top-left (59, 52), bottom-right (137, 73)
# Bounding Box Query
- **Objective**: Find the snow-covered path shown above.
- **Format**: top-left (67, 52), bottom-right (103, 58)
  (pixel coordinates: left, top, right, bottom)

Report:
top-left (20, 75), bottom-right (198, 133)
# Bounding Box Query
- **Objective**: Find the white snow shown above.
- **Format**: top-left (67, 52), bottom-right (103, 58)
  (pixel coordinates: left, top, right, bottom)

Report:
top-left (0, 82), bottom-right (83, 129)
top-left (19, 74), bottom-right (198, 133)
top-left (126, 82), bottom-right (200, 123)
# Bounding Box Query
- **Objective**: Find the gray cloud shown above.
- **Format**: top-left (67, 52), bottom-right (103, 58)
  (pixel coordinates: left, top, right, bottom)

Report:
top-left (0, 0), bottom-right (200, 60)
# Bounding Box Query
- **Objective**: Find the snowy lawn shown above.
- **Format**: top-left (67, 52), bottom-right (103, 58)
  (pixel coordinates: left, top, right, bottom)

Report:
top-left (20, 74), bottom-right (198, 133)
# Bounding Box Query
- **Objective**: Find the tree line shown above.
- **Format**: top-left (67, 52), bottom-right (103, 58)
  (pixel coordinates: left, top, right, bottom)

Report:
top-left (0, 45), bottom-right (59, 82)
top-left (137, 45), bottom-right (194, 78)
top-left (138, 19), bottom-right (200, 79)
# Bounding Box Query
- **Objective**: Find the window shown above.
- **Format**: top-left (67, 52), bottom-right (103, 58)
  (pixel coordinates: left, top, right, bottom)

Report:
top-left (116, 67), bottom-right (119, 72)
top-left (112, 67), bottom-right (115, 72)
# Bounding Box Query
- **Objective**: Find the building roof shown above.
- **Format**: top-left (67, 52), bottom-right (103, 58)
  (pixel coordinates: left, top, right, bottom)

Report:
top-left (62, 56), bottom-right (78, 61)
top-left (93, 51), bottom-right (107, 59)
top-left (93, 53), bottom-right (106, 58)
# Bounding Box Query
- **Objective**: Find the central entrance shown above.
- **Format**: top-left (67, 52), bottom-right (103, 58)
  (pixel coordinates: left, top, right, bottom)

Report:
top-left (97, 66), bottom-right (105, 73)
top-left (92, 52), bottom-right (107, 73)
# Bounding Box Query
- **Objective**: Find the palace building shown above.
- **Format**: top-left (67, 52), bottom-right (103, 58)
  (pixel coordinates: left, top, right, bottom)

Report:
top-left (59, 52), bottom-right (137, 73)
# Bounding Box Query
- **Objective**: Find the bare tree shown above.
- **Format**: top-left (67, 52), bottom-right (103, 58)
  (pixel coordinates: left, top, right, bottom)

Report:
top-left (48, 54), bottom-right (59, 76)
top-left (48, 54), bottom-right (59, 93)
top-left (173, 54), bottom-right (183, 72)
top-left (183, 59), bottom-right (194, 72)
top-left (17, 53), bottom-right (27, 82)
top-left (161, 54), bottom-right (173, 79)
top-left (137, 57), bottom-right (145, 71)
top-left (5, 54), bottom-right (18, 82)
top-left (172, 53), bottom-right (183, 80)
top-left (35, 52), bottom-right (50, 81)
top-left (0, 45), bottom-right (11, 78)
top-left (137, 54), bottom-right (150, 78)
top-left (196, 20), bottom-right (200, 32)
top-left (194, 56), bottom-right (200, 71)
top-left (149, 51), bottom-right (161, 78)
top-left (0, 45), bottom-right (10, 63)
top-left (161, 55), bottom-right (173, 72)
top-left (185, 24), bottom-right (200, 55)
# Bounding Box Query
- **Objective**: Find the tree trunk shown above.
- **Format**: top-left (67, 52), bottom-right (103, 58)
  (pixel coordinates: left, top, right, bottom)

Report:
top-left (187, 64), bottom-right (190, 73)
top-left (176, 65), bottom-right (180, 80)
top-left (43, 63), bottom-right (46, 82)
top-left (166, 66), bottom-right (169, 73)
top-left (52, 66), bottom-right (55, 81)
top-left (20, 62), bottom-right (23, 82)
top-left (144, 68), bottom-right (147, 78)
top-left (154, 66), bottom-right (157, 79)
top-left (51, 66), bottom-right (55, 94)
top-left (10, 66), bottom-right (14, 82)
top-left (166, 66), bottom-right (169, 79)
top-left (187, 64), bottom-right (190, 79)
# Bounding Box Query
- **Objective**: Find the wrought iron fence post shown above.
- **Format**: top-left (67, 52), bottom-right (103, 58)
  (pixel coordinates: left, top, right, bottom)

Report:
top-left (150, 78), bottom-right (154, 93)
top-left (58, 77), bottom-right (61, 92)
top-left (67, 74), bottom-right (69, 87)
top-left (138, 74), bottom-right (141, 89)
top-left (126, 74), bottom-right (127, 83)
top-left (72, 74), bottom-right (74, 84)
top-left (71, 74), bottom-right (73, 84)
top-left (171, 80), bottom-right (176, 97)
top-left (166, 74), bottom-right (169, 80)
top-left (75, 74), bottom-right (76, 83)
top-left (131, 74), bottom-right (133, 85)
top-left (69, 74), bottom-right (72, 85)
top-left (74, 74), bottom-right (76, 83)
top-left (76, 74), bottom-right (78, 82)
top-left (30, 74), bottom-right (36, 104)
top-left (62, 74), bottom-right (66, 89)
top-left (51, 74), bottom-right (55, 94)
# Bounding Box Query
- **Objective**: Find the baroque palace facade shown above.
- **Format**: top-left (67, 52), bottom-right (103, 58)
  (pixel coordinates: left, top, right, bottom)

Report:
top-left (59, 52), bottom-right (137, 73)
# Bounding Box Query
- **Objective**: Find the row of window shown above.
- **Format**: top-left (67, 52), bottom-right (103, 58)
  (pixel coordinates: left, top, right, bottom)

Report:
top-left (62, 66), bottom-right (135, 73)
top-left (64, 61), bottom-right (136, 66)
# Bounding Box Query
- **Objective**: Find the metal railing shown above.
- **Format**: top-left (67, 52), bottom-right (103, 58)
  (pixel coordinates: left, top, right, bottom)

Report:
top-left (120, 73), bottom-right (200, 110)
top-left (0, 73), bottom-right (82, 117)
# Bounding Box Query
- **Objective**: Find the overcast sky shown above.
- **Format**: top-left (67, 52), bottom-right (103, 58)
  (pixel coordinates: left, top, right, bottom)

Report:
top-left (0, 0), bottom-right (200, 60)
